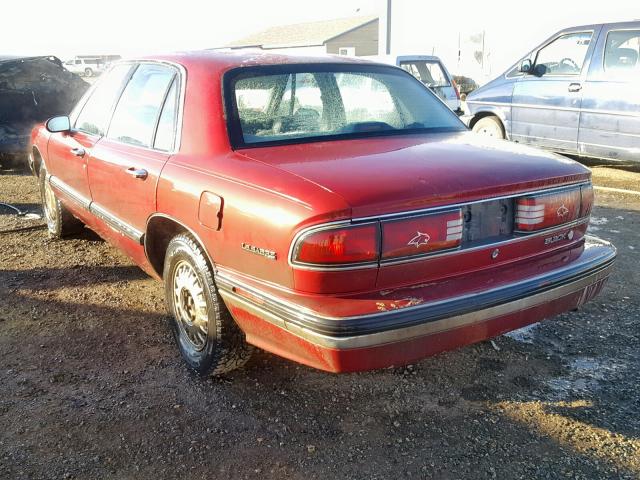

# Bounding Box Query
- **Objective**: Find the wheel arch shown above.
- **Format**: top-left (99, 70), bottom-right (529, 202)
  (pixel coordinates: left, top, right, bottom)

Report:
top-left (145, 214), bottom-right (216, 279)
top-left (469, 110), bottom-right (508, 140)
top-left (469, 111), bottom-right (502, 128)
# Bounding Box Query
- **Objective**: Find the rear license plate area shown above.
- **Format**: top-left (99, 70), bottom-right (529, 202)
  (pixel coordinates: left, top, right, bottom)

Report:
top-left (462, 199), bottom-right (514, 245)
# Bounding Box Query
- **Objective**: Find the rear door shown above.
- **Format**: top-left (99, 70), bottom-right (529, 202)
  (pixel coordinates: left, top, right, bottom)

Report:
top-left (87, 62), bottom-right (181, 243)
top-left (579, 26), bottom-right (640, 162)
top-left (511, 29), bottom-right (598, 153)
top-left (46, 63), bottom-right (133, 207)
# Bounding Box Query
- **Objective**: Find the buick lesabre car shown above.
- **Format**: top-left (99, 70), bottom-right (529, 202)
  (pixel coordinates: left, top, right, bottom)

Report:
top-left (30, 52), bottom-right (616, 375)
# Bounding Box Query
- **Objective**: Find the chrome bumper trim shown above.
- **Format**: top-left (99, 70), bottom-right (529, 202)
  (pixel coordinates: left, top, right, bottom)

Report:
top-left (217, 236), bottom-right (615, 350)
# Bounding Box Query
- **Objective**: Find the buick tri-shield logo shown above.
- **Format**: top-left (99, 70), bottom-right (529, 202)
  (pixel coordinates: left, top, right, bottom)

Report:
top-left (557, 204), bottom-right (569, 218)
top-left (408, 231), bottom-right (430, 248)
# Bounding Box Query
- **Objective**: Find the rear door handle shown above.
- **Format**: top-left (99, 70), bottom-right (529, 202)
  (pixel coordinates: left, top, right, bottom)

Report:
top-left (126, 167), bottom-right (148, 179)
top-left (568, 83), bottom-right (582, 92)
top-left (70, 147), bottom-right (85, 157)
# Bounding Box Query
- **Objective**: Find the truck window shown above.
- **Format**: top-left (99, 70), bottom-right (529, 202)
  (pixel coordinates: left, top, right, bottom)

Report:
top-left (399, 61), bottom-right (450, 87)
top-left (535, 32), bottom-right (592, 75)
top-left (604, 30), bottom-right (640, 73)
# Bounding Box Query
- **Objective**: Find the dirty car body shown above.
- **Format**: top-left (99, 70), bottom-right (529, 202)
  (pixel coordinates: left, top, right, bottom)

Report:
top-left (466, 21), bottom-right (640, 163)
top-left (30, 51), bottom-right (616, 374)
top-left (0, 56), bottom-right (88, 169)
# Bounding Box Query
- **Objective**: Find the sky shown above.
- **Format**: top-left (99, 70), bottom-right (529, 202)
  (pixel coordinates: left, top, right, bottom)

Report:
top-left (2, 0), bottom-right (637, 77)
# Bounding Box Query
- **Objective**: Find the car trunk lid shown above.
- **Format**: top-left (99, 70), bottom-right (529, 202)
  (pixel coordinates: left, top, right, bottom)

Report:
top-left (238, 132), bottom-right (591, 219)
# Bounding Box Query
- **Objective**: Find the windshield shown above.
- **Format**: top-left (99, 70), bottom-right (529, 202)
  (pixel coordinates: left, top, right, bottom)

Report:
top-left (225, 65), bottom-right (464, 147)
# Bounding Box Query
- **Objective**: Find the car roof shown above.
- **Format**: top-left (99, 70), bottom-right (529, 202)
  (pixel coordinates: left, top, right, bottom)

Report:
top-left (136, 49), bottom-right (384, 72)
top-left (560, 20), bottom-right (640, 31)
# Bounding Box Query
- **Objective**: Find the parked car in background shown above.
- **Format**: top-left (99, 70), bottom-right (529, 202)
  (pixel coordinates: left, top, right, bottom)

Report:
top-left (30, 52), bottom-right (615, 376)
top-left (466, 21), bottom-right (640, 163)
top-left (372, 55), bottom-right (463, 115)
top-left (0, 56), bottom-right (88, 170)
top-left (64, 57), bottom-right (106, 77)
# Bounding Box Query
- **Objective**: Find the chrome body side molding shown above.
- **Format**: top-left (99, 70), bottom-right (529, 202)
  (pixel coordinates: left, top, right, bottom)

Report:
top-left (49, 175), bottom-right (144, 244)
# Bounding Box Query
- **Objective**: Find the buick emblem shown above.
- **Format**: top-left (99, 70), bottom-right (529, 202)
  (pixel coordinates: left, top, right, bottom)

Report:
top-left (557, 204), bottom-right (569, 218)
top-left (408, 231), bottom-right (430, 248)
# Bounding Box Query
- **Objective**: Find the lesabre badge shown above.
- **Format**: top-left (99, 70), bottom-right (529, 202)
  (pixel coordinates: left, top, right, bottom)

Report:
top-left (557, 204), bottom-right (569, 218)
top-left (408, 231), bottom-right (430, 248)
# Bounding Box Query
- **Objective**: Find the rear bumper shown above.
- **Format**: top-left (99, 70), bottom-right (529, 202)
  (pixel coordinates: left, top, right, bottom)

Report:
top-left (217, 236), bottom-right (616, 372)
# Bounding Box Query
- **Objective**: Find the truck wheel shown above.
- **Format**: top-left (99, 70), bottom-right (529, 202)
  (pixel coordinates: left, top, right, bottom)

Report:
top-left (39, 166), bottom-right (83, 238)
top-left (84, 67), bottom-right (93, 77)
top-left (164, 233), bottom-right (253, 376)
top-left (472, 116), bottom-right (505, 139)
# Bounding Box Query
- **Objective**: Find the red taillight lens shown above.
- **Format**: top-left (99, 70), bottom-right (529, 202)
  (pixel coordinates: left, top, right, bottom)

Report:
top-left (580, 184), bottom-right (594, 217)
top-left (515, 188), bottom-right (581, 232)
top-left (293, 224), bottom-right (379, 265)
top-left (382, 210), bottom-right (463, 259)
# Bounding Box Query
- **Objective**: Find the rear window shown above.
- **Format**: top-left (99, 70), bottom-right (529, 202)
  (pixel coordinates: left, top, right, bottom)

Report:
top-left (225, 65), bottom-right (464, 148)
top-left (399, 61), bottom-right (450, 87)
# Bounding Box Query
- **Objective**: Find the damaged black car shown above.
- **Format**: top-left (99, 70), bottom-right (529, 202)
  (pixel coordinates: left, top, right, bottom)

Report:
top-left (0, 55), bottom-right (88, 170)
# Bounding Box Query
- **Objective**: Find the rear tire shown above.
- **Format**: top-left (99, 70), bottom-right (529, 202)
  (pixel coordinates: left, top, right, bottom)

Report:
top-left (472, 116), bottom-right (505, 139)
top-left (164, 233), bottom-right (253, 376)
top-left (39, 165), bottom-right (83, 238)
top-left (84, 67), bottom-right (93, 77)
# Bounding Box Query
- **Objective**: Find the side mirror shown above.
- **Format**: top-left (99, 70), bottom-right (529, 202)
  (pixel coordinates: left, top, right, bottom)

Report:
top-left (519, 59), bottom-right (532, 74)
top-left (45, 116), bottom-right (71, 133)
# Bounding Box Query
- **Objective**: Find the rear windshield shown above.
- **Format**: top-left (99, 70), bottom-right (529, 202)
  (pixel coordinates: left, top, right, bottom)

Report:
top-left (225, 64), bottom-right (464, 148)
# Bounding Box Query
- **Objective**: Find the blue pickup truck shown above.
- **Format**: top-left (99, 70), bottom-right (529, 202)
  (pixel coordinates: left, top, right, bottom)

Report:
top-left (466, 21), bottom-right (640, 163)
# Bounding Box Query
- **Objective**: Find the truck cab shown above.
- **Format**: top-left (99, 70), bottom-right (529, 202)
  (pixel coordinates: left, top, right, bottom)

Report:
top-left (466, 21), bottom-right (640, 163)
top-left (370, 54), bottom-right (463, 115)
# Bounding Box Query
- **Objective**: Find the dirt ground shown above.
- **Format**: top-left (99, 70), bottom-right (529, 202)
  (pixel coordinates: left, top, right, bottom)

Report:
top-left (1, 158), bottom-right (639, 480)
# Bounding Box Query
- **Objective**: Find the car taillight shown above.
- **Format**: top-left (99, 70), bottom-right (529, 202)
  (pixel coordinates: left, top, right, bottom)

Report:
top-left (580, 184), bottom-right (594, 217)
top-left (293, 223), bottom-right (379, 265)
top-left (515, 188), bottom-right (582, 232)
top-left (382, 210), bottom-right (463, 259)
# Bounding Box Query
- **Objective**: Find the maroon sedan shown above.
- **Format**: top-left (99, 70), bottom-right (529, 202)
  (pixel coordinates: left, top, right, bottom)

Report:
top-left (29, 51), bottom-right (616, 375)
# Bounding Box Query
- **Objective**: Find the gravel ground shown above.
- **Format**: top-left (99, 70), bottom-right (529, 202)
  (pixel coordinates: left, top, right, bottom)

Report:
top-left (1, 160), bottom-right (639, 480)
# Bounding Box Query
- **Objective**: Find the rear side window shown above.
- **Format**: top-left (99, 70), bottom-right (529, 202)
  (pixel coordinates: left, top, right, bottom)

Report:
top-left (74, 64), bottom-right (132, 135)
top-left (535, 32), bottom-right (592, 75)
top-left (604, 30), bottom-right (640, 73)
top-left (153, 79), bottom-right (179, 151)
top-left (107, 64), bottom-right (176, 148)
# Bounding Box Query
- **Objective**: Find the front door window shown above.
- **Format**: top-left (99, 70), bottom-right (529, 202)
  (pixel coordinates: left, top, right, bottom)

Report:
top-left (535, 32), bottom-right (592, 75)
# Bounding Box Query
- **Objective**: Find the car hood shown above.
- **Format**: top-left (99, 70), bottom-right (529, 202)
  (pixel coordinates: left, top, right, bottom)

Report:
top-left (238, 132), bottom-right (591, 218)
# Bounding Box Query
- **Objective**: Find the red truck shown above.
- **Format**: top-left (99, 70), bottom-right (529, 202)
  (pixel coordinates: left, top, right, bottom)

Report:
top-left (30, 52), bottom-right (616, 375)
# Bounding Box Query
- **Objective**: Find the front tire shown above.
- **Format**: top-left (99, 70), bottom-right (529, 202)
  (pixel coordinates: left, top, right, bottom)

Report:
top-left (39, 165), bottom-right (83, 238)
top-left (84, 67), bottom-right (93, 77)
top-left (164, 233), bottom-right (253, 376)
top-left (472, 116), bottom-right (505, 139)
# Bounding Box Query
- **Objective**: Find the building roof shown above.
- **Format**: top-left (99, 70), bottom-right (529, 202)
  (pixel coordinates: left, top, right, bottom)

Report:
top-left (226, 15), bottom-right (378, 50)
